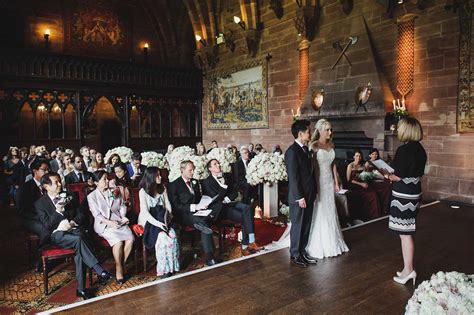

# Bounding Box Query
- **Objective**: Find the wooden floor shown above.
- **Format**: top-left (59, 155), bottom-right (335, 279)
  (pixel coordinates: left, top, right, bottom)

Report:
top-left (54, 202), bottom-right (474, 314)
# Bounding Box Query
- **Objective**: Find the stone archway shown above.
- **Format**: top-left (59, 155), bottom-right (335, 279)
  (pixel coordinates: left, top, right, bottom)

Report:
top-left (83, 96), bottom-right (122, 153)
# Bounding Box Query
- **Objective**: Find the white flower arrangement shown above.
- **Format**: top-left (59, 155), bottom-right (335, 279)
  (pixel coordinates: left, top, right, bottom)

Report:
top-left (279, 204), bottom-right (290, 221)
top-left (104, 146), bottom-right (133, 164)
top-left (246, 152), bottom-right (288, 185)
top-left (190, 155), bottom-right (208, 180)
top-left (206, 148), bottom-right (236, 173)
top-left (405, 271), bottom-right (474, 315)
top-left (141, 151), bottom-right (169, 169)
top-left (167, 146), bottom-right (195, 182)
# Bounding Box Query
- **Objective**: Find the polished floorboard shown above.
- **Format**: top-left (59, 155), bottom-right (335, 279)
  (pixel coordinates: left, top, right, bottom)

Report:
top-left (55, 202), bottom-right (474, 314)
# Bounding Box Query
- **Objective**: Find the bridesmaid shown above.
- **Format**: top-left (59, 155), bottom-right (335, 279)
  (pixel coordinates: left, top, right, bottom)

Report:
top-left (365, 148), bottom-right (391, 214)
top-left (346, 150), bottom-right (383, 220)
top-left (380, 117), bottom-right (426, 285)
top-left (138, 167), bottom-right (179, 278)
top-left (87, 170), bottom-right (134, 284)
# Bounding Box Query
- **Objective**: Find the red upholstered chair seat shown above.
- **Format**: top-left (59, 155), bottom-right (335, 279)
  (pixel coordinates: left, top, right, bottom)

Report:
top-left (67, 183), bottom-right (89, 203)
top-left (42, 247), bottom-right (75, 257)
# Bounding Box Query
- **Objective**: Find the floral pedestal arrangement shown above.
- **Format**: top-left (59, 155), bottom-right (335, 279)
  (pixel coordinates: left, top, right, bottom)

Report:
top-left (405, 271), bottom-right (474, 314)
top-left (263, 183), bottom-right (278, 218)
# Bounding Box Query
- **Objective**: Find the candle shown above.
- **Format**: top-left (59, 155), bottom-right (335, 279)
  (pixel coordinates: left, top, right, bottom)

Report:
top-left (291, 109), bottom-right (295, 117)
top-left (392, 100), bottom-right (396, 110)
top-left (401, 98), bottom-right (406, 110)
top-left (397, 99), bottom-right (401, 107)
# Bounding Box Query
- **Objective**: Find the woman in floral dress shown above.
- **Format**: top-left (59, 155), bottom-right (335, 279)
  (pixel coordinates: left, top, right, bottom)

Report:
top-left (138, 167), bottom-right (179, 278)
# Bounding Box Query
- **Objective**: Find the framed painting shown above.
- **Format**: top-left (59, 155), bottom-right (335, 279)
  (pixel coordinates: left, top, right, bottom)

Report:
top-left (207, 60), bottom-right (268, 129)
top-left (63, 0), bottom-right (132, 59)
top-left (457, 0), bottom-right (474, 133)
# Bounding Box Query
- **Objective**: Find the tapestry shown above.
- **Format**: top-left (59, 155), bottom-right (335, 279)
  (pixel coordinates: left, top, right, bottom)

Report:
top-left (207, 61), bottom-right (268, 129)
top-left (64, 0), bottom-right (131, 58)
top-left (457, 0), bottom-right (474, 133)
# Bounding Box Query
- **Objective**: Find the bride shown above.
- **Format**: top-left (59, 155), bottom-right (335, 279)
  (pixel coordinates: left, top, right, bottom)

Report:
top-left (306, 119), bottom-right (349, 258)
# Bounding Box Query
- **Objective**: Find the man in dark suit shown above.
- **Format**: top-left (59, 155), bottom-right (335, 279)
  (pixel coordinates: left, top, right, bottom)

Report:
top-left (202, 159), bottom-right (262, 256)
top-left (35, 172), bottom-right (111, 299)
top-left (234, 147), bottom-right (257, 205)
top-left (126, 152), bottom-right (147, 185)
top-left (17, 159), bottom-right (51, 246)
top-left (49, 146), bottom-right (65, 173)
top-left (168, 160), bottom-right (217, 266)
top-left (64, 156), bottom-right (93, 185)
top-left (285, 119), bottom-right (318, 267)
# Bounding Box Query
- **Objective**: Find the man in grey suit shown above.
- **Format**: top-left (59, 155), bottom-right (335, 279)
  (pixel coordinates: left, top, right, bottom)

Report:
top-left (285, 119), bottom-right (318, 267)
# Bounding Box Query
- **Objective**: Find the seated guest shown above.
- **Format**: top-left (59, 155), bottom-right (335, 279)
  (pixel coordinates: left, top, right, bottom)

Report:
top-left (247, 143), bottom-right (256, 159)
top-left (80, 146), bottom-right (91, 169)
top-left (50, 147), bottom-right (65, 173)
top-left (36, 172), bottom-right (112, 299)
top-left (272, 144), bottom-right (283, 155)
top-left (111, 163), bottom-right (133, 219)
top-left (18, 147), bottom-right (30, 184)
top-left (139, 167), bottom-right (179, 278)
top-left (202, 159), bottom-right (263, 256)
top-left (364, 148), bottom-right (391, 214)
top-left (126, 152), bottom-right (146, 186)
top-left (65, 156), bottom-right (93, 185)
top-left (169, 160), bottom-right (217, 266)
top-left (106, 153), bottom-right (121, 173)
top-left (88, 152), bottom-right (106, 173)
top-left (255, 143), bottom-right (265, 154)
top-left (87, 170), bottom-right (134, 284)
top-left (346, 150), bottom-right (383, 220)
top-left (235, 147), bottom-right (257, 205)
top-left (195, 142), bottom-right (206, 156)
top-left (17, 159), bottom-right (51, 248)
top-left (206, 140), bottom-right (218, 153)
top-left (5, 146), bottom-right (22, 206)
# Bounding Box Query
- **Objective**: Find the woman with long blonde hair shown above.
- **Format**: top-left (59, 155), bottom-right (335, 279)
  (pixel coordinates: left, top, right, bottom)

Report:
top-left (306, 119), bottom-right (349, 259)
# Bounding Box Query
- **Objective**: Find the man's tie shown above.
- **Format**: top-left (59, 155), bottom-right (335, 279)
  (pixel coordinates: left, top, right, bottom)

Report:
top-left (185, 180), bottom-right (194, 194)
top-left (302, 145), bottom-right (311, 159)
top-left (38, 184), bottom-right (44, 195)
top-left (78, 172), bottom-right (84, 182)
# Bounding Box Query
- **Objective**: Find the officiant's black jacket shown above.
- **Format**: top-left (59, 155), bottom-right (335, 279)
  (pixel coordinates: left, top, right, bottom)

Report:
top-left (201, 174), bottom-right (238, 218)
top-left (35, 194), bottom-right (85, 235)
top-left (285, 142), bottom-right (316, 203)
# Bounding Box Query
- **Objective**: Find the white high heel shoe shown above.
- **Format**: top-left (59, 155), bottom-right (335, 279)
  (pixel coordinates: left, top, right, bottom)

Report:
top-left (393, 270), bottom-right (417, 285)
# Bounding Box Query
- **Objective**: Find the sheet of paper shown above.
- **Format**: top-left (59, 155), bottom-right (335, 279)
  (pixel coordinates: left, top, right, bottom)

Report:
top-left (336, 189), bottom-right (348, 195)
top-left (194, 210), bottom-right (213, 217)
top-left (370, 160), bottom-right (395, 174)
top-left (196, 195), bottom-right (219, 209)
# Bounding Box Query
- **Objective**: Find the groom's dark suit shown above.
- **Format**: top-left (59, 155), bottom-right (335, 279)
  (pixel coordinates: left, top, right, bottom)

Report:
top-left (285, 141), bottom-right (316, 259)
top-left (168, 177), bottom-right (214, 254)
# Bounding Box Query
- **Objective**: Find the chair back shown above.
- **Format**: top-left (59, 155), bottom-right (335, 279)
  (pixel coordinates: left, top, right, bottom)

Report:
top-left (131, 187), bottom-right (141, 215)
top-left (67, 182), bottom-right (89, 203)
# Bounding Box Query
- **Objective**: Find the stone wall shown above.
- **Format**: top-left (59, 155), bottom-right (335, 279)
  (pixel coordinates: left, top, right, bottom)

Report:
top-left (201, 0), bottom-right (474, 203)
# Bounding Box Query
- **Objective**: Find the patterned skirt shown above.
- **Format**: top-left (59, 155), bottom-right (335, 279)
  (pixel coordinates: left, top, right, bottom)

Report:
top-left (388, 177), bottom-right (422, 235)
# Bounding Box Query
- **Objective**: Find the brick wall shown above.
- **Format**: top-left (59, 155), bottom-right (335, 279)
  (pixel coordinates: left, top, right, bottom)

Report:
top-left (202, 0), bottom-right (474, 203)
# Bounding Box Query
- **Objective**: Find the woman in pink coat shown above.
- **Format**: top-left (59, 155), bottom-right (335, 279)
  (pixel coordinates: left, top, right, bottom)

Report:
top-left (87, 170), bottom-right (134, 284)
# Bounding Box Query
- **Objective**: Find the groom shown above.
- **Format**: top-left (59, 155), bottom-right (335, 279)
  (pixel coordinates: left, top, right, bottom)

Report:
top-left (285, 119), bottom-right (318, 267)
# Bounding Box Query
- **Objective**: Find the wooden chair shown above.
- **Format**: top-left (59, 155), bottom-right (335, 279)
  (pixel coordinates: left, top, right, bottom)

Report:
top-left (41, 246), bottom-right (92, 295)
top-left (24, 232), bottom-right (40, 264)
top-left (67, 182), bottom-right (90, 204)
top-left (214, 220), bottom-right (241, 255)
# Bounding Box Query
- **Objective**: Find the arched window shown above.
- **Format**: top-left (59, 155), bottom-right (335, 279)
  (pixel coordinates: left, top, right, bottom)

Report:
top-left (130, 105), bottom-right (139, 138)
top-left (35, 103), bottom-right (48, 139)
top-left (50, 103), bottom-right (62, 138)
top-left (64, 104), bottom-right (76, 139)
top-left (19, 102), bottom-right (34, 140)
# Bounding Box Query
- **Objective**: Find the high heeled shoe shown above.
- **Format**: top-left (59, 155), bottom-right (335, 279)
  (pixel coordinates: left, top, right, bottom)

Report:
top-left (393, 270), bottom-right (417, 285)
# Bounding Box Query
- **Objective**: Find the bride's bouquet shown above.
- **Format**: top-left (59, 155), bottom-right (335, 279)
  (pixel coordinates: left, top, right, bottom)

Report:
top-left (104, 146), bottom-right (133, 163)
top-left (206, 148), bottom-right (236, 173)
top-left (141, 151), bottom-right (169, 169)
top-left (167, 146), bottom-right (196, 182)
top-left (405, 271), bottom-right (474, 314)
top-left (246, 152), bottom-right (288, 185)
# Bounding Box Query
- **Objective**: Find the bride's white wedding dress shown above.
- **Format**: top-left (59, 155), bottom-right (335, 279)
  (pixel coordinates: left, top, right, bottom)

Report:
top-left (306, 148), bottom-right (349, 259)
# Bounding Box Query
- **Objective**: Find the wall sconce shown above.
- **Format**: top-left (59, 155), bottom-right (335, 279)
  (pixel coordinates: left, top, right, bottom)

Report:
top-left (194, 45), bottom-right (219, 71)
top-left (143, 42), bottom-right (149, 53)
top-left (294, 4), bottom-right (321, 41)
top-left (195, 34), bottom-right (207, 47)
top-left (270, 0), bottom-right (284, 19)
top-left (245, 29), bottom-right (261, 57)
top-left (233, 16), bottom-right (246, 30)
top-left (44, 29), bottom-right (50, 49)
